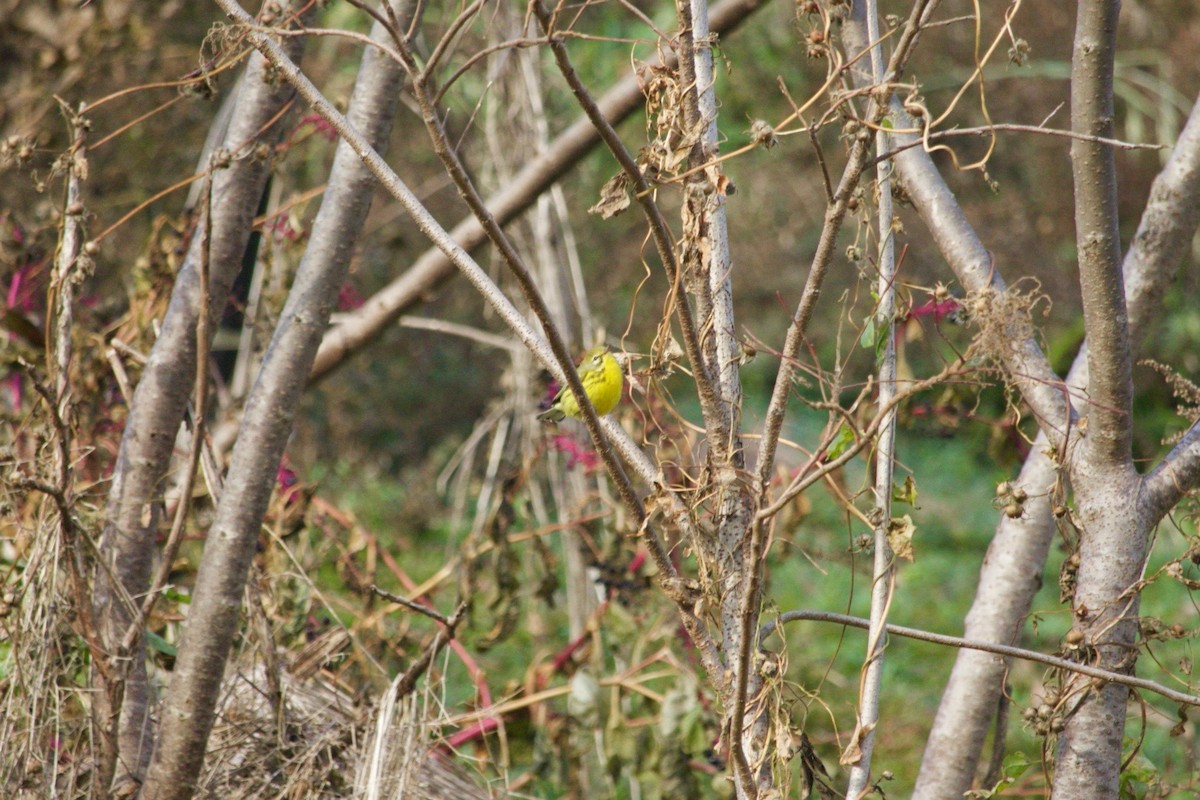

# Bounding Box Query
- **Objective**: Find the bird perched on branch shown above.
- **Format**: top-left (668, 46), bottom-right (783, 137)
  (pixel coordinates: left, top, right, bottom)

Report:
top-left (537, 346), bottom-right (622, 422)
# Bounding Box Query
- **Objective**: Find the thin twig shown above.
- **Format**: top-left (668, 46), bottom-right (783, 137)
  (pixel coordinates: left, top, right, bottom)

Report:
top-left (529, 0), bottom-right (717, 436)
top-left (759, 364), bottom-right (969, 523)
top-left (209, 0), bottom-right (725, 684)
top-left (421, 0), bottom-right (485, 80)
top-left (386, 28), bottom-right (667, 587)
top-left (761, 610), bottom-right (1200, 709)
top-left (868, 121), bottom-right (1166, 167)
top-left (371, 586), bottom-right (458, 627)
top-left (395, 316), bottom-right (517, 352)
top-left (753, 0), bottom-right (933, 494)
top-left (396, 602), bottom-right (468, 697)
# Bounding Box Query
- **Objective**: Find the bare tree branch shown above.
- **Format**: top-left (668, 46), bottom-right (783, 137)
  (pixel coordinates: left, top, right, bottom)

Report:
top-left (755, 0), bottom-right (933, 488)
top-left (93, 7), bottom-right (313, 785)
top-left (121, 169), bottom-right (215, 660)
top-left (676, 0), bottom-right (742, 435)
top-left (837, 4), bottom-right (1164, 796)
top-left (845, 3), bottom-right (899, 794)
top-left (309, 0), bottom-right (766, 381)
top-left (1050, 4), bottom-right (1153, 796)
top-left (1144, 422), bottom-right (1200, 519)
top-left (136, 5), bottom-right (416, 796)
top-left (206, 0), bottom-right (727, 688)
top-left (764, 610), bottom-right (1200, 708)
top-left (841, 5), bottom-right (1069, 445)
top-left (1136, 95), bottom-right (1200, 518)
top-left (1070, 0), bottom-right (1132, 470)
top-left (912, 435), bottom-right (1058, 798)
top-left (669, 2), bottom-right (758, 794)
top-left (915, 90), bottom-right (1200, 800)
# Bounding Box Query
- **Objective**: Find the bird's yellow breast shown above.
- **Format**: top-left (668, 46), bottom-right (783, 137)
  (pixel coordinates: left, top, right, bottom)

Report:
top-left (559, 348), bottom-right (622, 419)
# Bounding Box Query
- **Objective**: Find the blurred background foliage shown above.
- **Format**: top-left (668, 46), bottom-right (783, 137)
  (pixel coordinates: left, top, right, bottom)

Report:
top-left (3, 0), bottom-right (1200, 796)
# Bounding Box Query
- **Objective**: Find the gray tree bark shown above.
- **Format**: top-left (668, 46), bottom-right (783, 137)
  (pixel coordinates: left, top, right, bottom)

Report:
top-left (842, 1), bottom-right (1200, 796)
top-left (92, 7), bottom-right (311, 787)
top-left (137, 5), bottom-right (416, 798)
top-left (915, 91), bottom-right (1200, 799)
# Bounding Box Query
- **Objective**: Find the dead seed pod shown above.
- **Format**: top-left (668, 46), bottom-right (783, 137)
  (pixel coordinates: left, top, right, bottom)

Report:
top-left (1009, 38), bottom-right (1031, 66)
top-left (749, 119), bottom-right (779, 148)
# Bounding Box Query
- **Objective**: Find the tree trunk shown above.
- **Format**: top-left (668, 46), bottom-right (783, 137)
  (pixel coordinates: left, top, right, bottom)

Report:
top-left (92, 10), bottom-right (312, 786)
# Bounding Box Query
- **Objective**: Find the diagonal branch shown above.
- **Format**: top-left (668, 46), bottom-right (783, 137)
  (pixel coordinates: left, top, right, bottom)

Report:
top-left (1136, 95), bottom-right (1200, 519)
top-left (93, 6), bottom-right (314, 785)
top-left (208, 0), bottom-right (726, 685)
top-left (137, 5), bottom-right (418, 798)
top-left (310, 0), bottom-right (766, 381)
top-left (1143, 422), bottom-right (1200, 522)
top-left (914, 91), bottom-right (1200, 798)
top-left (841, 8), bottom-right (1069, 450)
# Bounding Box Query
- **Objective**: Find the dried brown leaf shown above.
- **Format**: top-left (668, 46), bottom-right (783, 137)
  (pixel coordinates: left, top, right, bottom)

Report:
top-left (887, 514), bottom-right (916, 562)
top-left (588, 171), bottom-right (631, 219)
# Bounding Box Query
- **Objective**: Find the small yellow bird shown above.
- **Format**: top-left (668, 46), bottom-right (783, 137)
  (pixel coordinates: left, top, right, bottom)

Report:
top-left (537, 346), bottom-right (623, 422)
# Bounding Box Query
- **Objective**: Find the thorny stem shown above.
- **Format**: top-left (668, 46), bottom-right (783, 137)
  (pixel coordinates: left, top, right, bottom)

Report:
top-left (846, 1), bottom-right (898, 794)
top-left (743, 3), bottom-right (935, 794)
